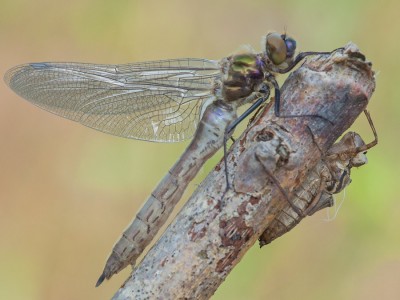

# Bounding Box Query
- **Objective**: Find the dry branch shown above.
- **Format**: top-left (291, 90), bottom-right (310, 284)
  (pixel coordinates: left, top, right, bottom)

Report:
top-left (112, 43), bottom-right (375, 300)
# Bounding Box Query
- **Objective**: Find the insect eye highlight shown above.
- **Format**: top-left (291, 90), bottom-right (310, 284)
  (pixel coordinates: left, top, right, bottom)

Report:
top-left (265, 32), bottom-right (287, 65)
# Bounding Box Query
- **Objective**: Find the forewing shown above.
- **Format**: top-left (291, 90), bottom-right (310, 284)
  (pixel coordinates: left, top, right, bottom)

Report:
top-left (4, 59), bottom-right (220, 142)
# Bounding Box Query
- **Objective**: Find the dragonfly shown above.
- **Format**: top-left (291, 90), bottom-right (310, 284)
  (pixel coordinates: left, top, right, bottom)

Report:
top-left (259, 110), bottom-right (378, 246)
top-left (4, 32), bottom-right (339, 286)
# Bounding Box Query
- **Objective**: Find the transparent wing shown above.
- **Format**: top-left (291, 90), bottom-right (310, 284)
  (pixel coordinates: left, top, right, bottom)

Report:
top-left (4, 58), bottom-right (220, 142)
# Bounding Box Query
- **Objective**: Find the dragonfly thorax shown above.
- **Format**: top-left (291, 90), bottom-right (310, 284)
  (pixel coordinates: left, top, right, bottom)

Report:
top-left (221, 53), bottom-right (265, 104)
top-left (219, 33), bottom-right (299, 108)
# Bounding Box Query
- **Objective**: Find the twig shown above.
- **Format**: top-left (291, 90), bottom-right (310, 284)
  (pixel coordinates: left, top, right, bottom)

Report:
top-left (112, 43), bottom-right (375, 300)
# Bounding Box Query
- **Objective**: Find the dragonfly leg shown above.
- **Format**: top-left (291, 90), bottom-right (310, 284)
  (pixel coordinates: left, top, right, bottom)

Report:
top-left (267, 74), bottom-right (334, 125)
top-left (225, 91), bottom-right (270, 136)
top-left (223, 88), bottom-right (271, 191)
top-left (246, 84), bottom-right (271, 127)
top-left (261, 164), bottom-right (304, 217)
top-left (326, 110), bottom-right (378, 160)
top-left (362, 110), bottom-right (378, 150)
top-left (223, 134), bottom-right (231, 191)
top-left (344, 110), bottom-right (378, 155)
top-left (267, 47), bottom-right (345, 125)
top-left (276, 48), bottom-right (345, 74)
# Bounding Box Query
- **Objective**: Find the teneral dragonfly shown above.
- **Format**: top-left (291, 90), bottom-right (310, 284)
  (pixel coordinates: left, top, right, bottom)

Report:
top-left (4, 32), bottom-right (339, 286)
top-left (259, 110), bottom-right (378, 246)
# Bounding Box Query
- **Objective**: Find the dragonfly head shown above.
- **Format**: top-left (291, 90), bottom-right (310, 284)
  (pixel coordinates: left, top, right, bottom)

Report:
top-left (263, 32), bottom-right (297, 66)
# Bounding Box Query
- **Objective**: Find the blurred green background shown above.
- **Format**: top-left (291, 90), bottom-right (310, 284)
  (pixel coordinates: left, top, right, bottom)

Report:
top-left (1, 0), bottom-right (398, 299)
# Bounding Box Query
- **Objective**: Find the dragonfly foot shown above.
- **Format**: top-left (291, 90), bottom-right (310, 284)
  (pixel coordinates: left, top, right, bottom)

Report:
top-left (225, 176), bottom-right (232, 192)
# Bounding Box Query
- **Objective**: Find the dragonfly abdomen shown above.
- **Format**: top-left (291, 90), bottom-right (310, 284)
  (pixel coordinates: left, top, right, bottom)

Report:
top-left (97, 100), bottom-right (237, 286)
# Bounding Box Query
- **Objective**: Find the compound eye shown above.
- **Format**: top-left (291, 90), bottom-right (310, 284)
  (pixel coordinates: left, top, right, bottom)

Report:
top-left (265, 32), bottom-right (287, 65)
top-left (284, 37), bottom-right (296, 58)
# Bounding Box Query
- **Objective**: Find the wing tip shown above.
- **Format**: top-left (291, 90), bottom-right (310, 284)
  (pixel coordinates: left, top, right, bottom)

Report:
top-left (4, 62), bottom-right (51, 87)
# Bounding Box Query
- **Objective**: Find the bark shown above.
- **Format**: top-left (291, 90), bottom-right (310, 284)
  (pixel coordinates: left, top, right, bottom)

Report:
top-left (112, 43), bottom-right (375, 300)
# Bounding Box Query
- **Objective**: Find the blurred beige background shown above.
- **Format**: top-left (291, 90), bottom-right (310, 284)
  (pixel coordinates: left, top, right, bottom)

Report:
top-left (1, 0), bottom-right (399, 299)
